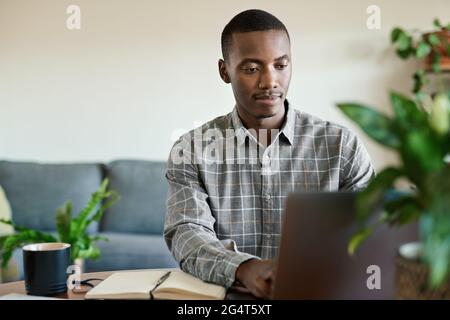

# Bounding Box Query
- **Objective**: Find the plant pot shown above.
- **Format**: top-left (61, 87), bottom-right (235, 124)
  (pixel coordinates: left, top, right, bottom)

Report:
top-left (425, 55), bottom-right (450, 71)
top-left (395, 242), bottom-right (450, 299)
top-left (424, 30), bottom-right (450, 71)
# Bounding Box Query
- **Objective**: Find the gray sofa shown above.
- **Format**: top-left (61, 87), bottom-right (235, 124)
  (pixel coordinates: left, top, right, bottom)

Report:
top-left (0, 160), bottom-right (177, 279)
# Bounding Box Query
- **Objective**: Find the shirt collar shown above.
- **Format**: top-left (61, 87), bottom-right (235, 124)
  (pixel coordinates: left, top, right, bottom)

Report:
top-left (231, 107), bottom-right (248, 146)
top-left (231, 100), bottom-right (296, 146)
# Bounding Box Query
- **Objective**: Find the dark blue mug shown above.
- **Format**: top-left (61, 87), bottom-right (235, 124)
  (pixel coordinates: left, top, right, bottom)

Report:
top-left (22, 243), bottom-right (71, 296)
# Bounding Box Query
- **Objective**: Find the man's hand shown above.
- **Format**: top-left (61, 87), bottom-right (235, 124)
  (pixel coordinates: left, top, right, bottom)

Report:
top-left (235, 259), bottom-right (275, 299)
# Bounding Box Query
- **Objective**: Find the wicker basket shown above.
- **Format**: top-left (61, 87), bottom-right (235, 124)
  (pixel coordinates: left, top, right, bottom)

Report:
top-left (395, 255), bottom-right (450, 299)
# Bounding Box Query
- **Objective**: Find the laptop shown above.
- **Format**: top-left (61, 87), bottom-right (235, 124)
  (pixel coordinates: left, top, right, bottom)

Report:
top-left (272, 192), bottom-right (417, 299)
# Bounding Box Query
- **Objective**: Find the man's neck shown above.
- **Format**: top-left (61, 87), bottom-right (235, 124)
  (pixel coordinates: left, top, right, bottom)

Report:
top-left (236, 102), bottom-right (287, 147)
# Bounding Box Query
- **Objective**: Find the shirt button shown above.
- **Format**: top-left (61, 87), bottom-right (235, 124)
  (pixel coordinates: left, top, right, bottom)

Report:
top-left (265, 234), bottom-right (272, 239)
top-left (265, 194), bottom-right (271, 200)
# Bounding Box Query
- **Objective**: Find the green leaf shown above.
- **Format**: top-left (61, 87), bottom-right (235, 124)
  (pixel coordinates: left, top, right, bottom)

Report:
top-left (399, 127), bottom-right (447, 190)
top-left (428, 34), bottom-right (441, 47)
top-left (433, 18), bottom-right (442, 29)
top-left (87, 190), bottom-right (119, 226)
top-left (77, 245), bottom-right (101, 260)
top-left (393, 32), bottom-right (414, 60)
top-left (396, 48), bottom-right (414, 59)
top-left (390, 28), bottom-right (404, 43)
top-left (71, 178), bottom-right (110, 240)
top-left (70, 236), bottom-right (90, 261)
top-left (415, 91), bottom-right (428, 104)
top-left (381, 196), bottom-right (422, 225)
top-left (403, 130), bottom-right (446, 174)
top-left (0, 219), bottom-right (32, 233)
top-left (429, 240), bottom-right (450, 288)
top-left (432, 54), bottom-right (441, 73)
top-left (425, 166), bottom-right (450, 211)
top-left (392, 30), bottom-right (413, 60)
top-left (63, 178), bottom-right (119, 262)
top-left (390, 91), bottom-right (427, 129)
top-left (0, 235), bottom-right (8, 250)
top-left (416, 41), bottom-right (431, 59)
top-left (429, 93), bottom-right (450, 135)
top-left (420, 214), bottom-right (450, 288)
top-left (1, 237), bottom-right (18, 267)
top-left (348, 228), bottom-right (373, 256)
top-left (396, 33), bottom-right (412, 51)
top-left (412, 69), bottom-right (428, 93)
top-left (56, 201), bottom-right (72, 243)
top-left (337, 103), bottom-right (401, 149)
top-left (0, 219), bottom-right (13, 227)
top-left (90, 235), bottom-right (109, 242)
top-left (355, 167), bottom-right (405, 223)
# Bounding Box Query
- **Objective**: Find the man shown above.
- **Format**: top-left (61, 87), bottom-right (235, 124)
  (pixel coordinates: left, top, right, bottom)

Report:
top-left (164, 9), bottom-right (375, 299)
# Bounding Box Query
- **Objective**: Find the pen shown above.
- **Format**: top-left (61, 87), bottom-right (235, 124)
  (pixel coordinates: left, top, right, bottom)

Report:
top-left (150, 271), bottom-right (171, 299)
top-left (156, 271), bottom-right (171, 286)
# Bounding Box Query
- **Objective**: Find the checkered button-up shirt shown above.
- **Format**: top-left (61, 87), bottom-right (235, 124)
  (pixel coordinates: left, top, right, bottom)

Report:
top-left (164, 102), bottom-right (375, 288)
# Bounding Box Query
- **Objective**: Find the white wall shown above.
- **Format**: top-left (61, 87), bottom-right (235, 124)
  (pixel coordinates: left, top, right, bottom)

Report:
top-left (1, 0), bottom-right (449, 170)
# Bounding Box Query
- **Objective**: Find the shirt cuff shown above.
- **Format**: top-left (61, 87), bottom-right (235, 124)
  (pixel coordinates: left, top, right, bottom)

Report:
top-left (215, 251), bottom-right (260, 288)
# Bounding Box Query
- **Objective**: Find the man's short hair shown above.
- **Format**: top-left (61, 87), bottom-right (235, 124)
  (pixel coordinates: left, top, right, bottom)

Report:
top-left (221, 9), bottom-right (290, 62)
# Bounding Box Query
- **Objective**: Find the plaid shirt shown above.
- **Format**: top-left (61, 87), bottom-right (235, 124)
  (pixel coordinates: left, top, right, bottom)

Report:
top-left (164, 102), bottom-right (375, 288)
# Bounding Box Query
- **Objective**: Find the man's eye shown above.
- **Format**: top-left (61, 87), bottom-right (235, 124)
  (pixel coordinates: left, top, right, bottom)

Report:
top-left (276, 64), bottom-right (288, 69)
top-left (243, 67), bottom-right (258, 73)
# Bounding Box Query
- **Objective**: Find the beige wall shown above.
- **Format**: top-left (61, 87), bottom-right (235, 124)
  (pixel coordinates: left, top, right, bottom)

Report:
top-left (1, 0), bottom-right (449, 169)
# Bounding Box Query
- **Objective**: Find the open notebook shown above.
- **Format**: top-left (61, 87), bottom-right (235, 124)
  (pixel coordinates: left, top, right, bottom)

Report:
top-left (85, 269), bottom-right (226, 300)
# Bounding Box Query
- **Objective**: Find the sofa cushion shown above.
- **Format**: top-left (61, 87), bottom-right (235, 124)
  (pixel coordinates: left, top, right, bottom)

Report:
top-left (0, 161), bottom-right (103, 232)
top-left (101, 160), bottom-right (168, 234)
top-left (85, 232), bottom-right (178, 272)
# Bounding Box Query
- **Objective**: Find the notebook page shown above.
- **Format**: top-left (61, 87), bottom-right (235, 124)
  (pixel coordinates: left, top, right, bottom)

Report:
top-left (157, 270), bottom-right (226, 299)
top-left (86, 270), bottom-right (167, 297)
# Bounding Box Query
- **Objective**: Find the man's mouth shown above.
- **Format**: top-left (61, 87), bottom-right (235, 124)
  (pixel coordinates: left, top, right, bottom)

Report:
top-left (254, 93), bottom-right (283, 105)
top-left (254, 93), bottom-right (283, 100)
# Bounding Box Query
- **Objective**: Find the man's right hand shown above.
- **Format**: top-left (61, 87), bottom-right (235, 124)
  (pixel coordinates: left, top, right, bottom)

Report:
top-left (234, 259), bottom-right (275, 299)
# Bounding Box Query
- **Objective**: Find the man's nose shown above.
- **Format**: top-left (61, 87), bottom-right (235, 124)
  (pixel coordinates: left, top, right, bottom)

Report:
top-left (258, 68), bottom-right (278, 90)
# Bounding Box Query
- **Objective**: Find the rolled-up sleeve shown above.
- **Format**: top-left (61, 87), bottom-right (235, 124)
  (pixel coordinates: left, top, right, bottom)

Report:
top-left (164, 136), bottom-right (257, 288)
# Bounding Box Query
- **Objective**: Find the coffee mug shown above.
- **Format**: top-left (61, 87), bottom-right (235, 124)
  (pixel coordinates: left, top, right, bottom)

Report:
top-left (22, 243), bottom-right (71, 296)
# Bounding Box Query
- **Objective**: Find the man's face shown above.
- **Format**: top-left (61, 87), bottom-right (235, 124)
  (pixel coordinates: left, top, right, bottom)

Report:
top-left (219, 30), bottom-right (292, 120)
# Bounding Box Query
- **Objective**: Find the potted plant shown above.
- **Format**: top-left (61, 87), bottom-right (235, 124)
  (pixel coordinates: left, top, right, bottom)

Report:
top-left (336, 89), bottom-right (450, 299)
top-left (391, 18), bottom-right (450, 95)
top-left (0, 179), bottom-right (119, 272)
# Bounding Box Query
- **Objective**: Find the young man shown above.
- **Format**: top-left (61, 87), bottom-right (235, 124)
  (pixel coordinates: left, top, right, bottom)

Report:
top-left (164, 9), bottom-right (375, 299)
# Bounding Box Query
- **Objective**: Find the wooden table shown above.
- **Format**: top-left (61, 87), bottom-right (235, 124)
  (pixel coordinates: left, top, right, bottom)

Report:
top-left (0, 269), bottom-right (255, 300)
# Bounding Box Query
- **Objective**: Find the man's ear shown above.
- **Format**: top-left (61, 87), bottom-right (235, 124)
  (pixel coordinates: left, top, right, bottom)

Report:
top-left (218, 59), bottom-right (231, 84)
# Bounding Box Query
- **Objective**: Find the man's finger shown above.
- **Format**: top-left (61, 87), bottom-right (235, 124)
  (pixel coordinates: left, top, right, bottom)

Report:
top-left (254, 279), bottom-right (271, 299)
top-left (261, 265), bottom-right (273, 279)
